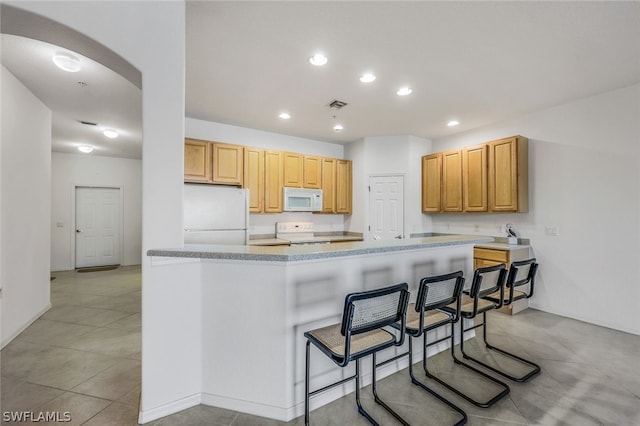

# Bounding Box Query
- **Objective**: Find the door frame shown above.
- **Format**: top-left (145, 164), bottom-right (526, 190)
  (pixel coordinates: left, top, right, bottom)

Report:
top-left (71, 184), bottom-right (125, 270)
top-left (367, 174), bottom-right (406, 241)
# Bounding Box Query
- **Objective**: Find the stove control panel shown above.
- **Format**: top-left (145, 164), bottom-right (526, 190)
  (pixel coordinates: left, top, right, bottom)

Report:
top-left (276, 222), bottom-right (315, 234)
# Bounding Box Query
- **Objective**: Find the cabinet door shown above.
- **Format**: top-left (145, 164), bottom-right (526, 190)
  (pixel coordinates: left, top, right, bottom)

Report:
top-left (184, 139), bottom-right (212, 183)
top-left (335, 160), bottom-right (352, 214)
top-left (442, 149), bottom-right (463, 212)
top-left (264, 150), bottom-right (284, 213)
top-left (303, 155), bottom-right (322, 189)
top-left (212, 143), bottom-right (243, 185)
top-left (283, 152), bottom-right (303, 188)
top-left (488, 136), bottom-right (528, 212)
top-left (421, 154), bottom-right (442, 213)
top-left (321, 157), bottom-right (336, 213)
top-left (243, 147), bottom-right (264, 213)
top-left (463, 144), bottom-right (488, 212)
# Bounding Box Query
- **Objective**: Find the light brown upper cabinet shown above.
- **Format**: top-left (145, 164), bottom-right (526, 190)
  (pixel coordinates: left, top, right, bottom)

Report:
top-left (488, 136), bottom-right (528, 212)
top-left (283, 152), bottom-right (303, 188)
top-left (184, 138), bottom-right (212, 183)
top-left (212, 143), bottom-right (243, 186)
top-left (462, 144), bottom-right (488, 212)
top-left (442, 149), bottom-right (463, 212)
top-left (422, 154), bottom-right (442, 213)
top-left (243, 147), bottom-right (264, 213)
top-left (320, 157), bottom-right (336, 213)
top-left (303, 155), bottom-right (322, 189)
top-left (264, 150), bottom-right (284, 213)
top-left (335, 159), bottom-right (352, 214)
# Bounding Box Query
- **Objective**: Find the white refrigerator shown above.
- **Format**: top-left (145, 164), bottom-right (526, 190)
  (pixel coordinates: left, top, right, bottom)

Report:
top-left (183, 184), bottom-right (249, 245)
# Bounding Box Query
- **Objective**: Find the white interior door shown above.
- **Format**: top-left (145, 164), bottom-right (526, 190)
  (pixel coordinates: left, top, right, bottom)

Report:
top-left (368, 175), bottom-right (404, 240)
top-left (75, 187), bottom-right (121, 268)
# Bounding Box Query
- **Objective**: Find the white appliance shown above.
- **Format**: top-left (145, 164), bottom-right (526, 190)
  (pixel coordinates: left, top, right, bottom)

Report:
top-left (283, 187), bottom-right (323, 212)
top-left (276, 222), bottom-right (329, 245)
top-left (184, 184), bottom-right (249, 245)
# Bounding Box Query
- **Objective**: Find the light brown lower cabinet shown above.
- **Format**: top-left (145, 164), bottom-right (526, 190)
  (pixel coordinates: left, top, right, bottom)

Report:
top-left (473, 246), bottom-right (531, 315)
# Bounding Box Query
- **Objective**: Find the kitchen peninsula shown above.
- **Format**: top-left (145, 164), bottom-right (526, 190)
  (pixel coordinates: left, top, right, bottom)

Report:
top-left (147, 234), bottom-right (493, 421)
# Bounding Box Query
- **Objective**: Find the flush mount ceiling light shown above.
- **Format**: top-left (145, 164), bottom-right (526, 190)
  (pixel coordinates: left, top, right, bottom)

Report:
top-left (278, 112), bottom-right (291, 120)
top-left (52, 52), bottom-right (81, 72)
top-left (396, 87), bottom-right (412, 96)
top-left (309, 53), bottom-right (328, 66)
top-left (447, 120), bottom-right (460, 127)
top-left (359, 73), bottom-right (376, 83)
top-left (103, 129), bottom-right (119, 138)
top-left (77, 145), bottom-right (94, 153)
top-left (333, 124), bottom-right (344, 132)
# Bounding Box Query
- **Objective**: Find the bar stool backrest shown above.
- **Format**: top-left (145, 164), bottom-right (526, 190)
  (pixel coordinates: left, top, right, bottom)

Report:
top-left (417, 271), bottom-right (465, 313)
top-left (505, 258), bottom-right (538, 301)
top-left (341, 283), bottom-right (410, 337)
top-left (470, 263), bottom-right (507, 299)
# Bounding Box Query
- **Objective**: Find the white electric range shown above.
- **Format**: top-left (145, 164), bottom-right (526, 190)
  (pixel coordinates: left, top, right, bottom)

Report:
top-left (275, 222), bottom-right (331, 245)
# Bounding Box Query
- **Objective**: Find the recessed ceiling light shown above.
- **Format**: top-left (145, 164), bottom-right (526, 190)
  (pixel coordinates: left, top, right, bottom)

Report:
top-left (103, 129), bottom-right (119, 138)
top-left (279, 112), bottom-right (291, 120)
top-left (360, 73), bottom-right (376, 83)
top-left (333, 124), bottom-right (344, 132)
top-left (447, 120), bottom-right (460, 127)
top-left (309, 53), bottom-right (328, 66)
top-left (78, 145), bottom-right (94, 153)
top-left (52, 52), bottom-right (81, 72)
top-left (397, 87), bottom-right (412, 96)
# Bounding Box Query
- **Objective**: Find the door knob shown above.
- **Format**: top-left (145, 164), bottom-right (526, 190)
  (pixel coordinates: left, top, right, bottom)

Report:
top-left (395, 234), bottom-right (403, 239)
top-left (76, 229), bottom-right (83, 233)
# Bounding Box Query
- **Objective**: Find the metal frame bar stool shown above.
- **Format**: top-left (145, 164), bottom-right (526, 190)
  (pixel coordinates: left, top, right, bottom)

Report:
top-left (384, 271), bottom-right (468, 425)
top-left (469, 258), bottom-right (541, 382)
top-left (423, 264), bottom-right (511, 408)
top-left (304, 283), bottom-right (410, 425)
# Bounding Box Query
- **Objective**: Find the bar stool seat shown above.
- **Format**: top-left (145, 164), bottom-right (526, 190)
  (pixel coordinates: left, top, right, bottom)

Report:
top-left (405, 305), bottom-right (451, 333)
top-left (306, 324), bottom-right (396, 361)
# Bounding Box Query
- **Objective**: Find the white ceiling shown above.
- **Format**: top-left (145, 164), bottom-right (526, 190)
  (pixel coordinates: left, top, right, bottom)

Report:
top-left (2, 1), bottom-right (639, 160)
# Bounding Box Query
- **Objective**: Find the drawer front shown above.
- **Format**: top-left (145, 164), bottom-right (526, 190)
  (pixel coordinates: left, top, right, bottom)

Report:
top-left (474, 248), bottom-right (508, 263)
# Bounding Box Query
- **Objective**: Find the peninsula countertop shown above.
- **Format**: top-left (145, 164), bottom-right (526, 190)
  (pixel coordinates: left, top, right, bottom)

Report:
top-left (147, 234), bottom-right (494, 262)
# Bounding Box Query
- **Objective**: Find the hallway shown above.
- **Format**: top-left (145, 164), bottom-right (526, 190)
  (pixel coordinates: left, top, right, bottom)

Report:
top-left (1, 266), bottom-right (141, 424)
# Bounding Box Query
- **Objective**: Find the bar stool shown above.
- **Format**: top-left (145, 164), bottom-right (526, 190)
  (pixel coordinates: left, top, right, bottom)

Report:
top-left (422, 264), bottom-right (511, 408)
top-left (384, 271), bottom-right (468, 425)
top-left (472, 258), bottom-right (541, 382)
top-left (304, 283), bottom-right (410, 425)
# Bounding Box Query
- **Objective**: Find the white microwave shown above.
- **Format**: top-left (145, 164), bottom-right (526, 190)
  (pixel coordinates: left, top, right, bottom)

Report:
top-left (283, 187), bottom-right (323, 212)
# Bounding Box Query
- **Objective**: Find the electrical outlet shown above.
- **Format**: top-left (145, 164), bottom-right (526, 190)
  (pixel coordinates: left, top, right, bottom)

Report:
top-left (545, 226), bottom-right (560, 236)
top-left (474, 224), bottom-right (480, 232)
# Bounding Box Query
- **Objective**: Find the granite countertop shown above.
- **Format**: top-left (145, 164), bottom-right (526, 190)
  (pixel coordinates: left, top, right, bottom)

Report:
top-left (148, 234), bottom-right (494, 262)
top-left (474, 237), bottom-right (531, 251)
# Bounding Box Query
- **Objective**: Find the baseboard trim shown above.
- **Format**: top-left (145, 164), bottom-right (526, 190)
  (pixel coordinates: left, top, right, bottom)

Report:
top-left (138, 393), bottom-right (201, 424)
top-left (1, 302), bottom-right (52, 349)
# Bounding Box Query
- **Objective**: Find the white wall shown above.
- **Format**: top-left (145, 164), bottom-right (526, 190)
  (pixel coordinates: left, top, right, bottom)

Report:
top-left (1, 65), bottom-right (52, 347)
top-left (186, 118), bottom-right (347, 235)
top-left (431, 84), bottom-right (640, 335)
top-left (9, 1), bottom-right (189, 422)
top-left (51, 152), bottom-right (142, 271)
top-left (345, 135), bottom-right (433, 239)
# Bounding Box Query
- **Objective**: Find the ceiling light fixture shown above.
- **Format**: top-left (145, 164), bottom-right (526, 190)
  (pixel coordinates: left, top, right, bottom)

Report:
top-left (78, 145), bottom-right (94, 153)
top-left (103, 129), bottom-right (119, 138)
top-left (52, 52), bottom-right (81, 72)
top-left (309, 53), bottom-right (328, 66)
top-left (447, 120), bottom-right (460, 127)
top-left (397, 87), bottom-right (412, 96)
top-left (360, 73), bottom-right (376, 83)
top-left (333, 124), bottom-right (344, 132)
top-left (279, 112), bottom-right (291, 120)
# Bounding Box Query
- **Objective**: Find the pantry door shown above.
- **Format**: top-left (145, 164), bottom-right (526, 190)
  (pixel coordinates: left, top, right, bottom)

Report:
top-left (368, 175), bottom-right (405, 241)
top-left (75, 187), bottom-right (121, 268)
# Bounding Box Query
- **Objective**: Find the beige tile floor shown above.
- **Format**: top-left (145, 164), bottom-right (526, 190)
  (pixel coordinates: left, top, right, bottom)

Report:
top-left (2, 266), bottom-right (639, 425)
